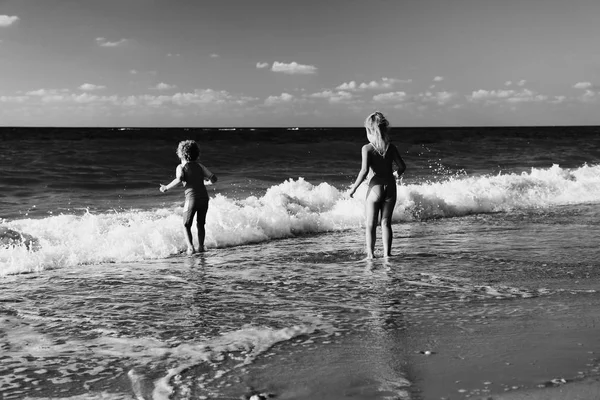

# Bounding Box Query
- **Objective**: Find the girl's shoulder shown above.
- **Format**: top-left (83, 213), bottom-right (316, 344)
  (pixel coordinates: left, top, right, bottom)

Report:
top-left (362, 143), bottom-right (374, 151)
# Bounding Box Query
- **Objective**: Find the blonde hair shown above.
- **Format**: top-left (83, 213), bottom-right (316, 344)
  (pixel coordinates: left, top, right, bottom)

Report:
top-left (364, 111), bottom-right (390, 155)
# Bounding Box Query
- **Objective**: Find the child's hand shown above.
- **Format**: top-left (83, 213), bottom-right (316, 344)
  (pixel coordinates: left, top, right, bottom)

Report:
top-left (159, 184), bottom-right (168, 193)
top-left (348, 187), bottom-right (356, 198)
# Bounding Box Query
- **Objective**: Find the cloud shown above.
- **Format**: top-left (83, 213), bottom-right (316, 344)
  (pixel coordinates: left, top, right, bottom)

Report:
top-left (134, 89), bottom-right (258, 107)
top-left (0, 15), bottom-right (19, 27)
top-left (336, 77), bottom-right (411, 92)
top-left (151, 82), bottom-right (177, 91)
top-left (129, 69), bottom-right (138, 75)
top-left (95, 37), bottom-right (128, 47)
top-left (256, 62), bottom-right (270, 69)
top-left (359, 77), bottom-right (411, 91)
top-left (468, 88), bottom-right (547, 104)
top-left (264, 92), bottom-right (294, 106)
top-left (419, 91), bottom-right (456, 105)
top-left (25, 89), bottom-right (69, 96)
top-left (516, 80), bottom-right (526, 86)
top-left (505, 81), bottom-right (512, 86)
top-left (373, 91), bottom-right (407, 103)
top-left (336, 81), bottom-right (357, 91)
top-left (574, 82), bottom-right (593, 89)
top-left (310, 90), bottom-right (353, 103)
top-left (271, 61), bottom-right (317, 75)
top-left (433, 76), bottom-right (444, 82)
top-left (210, 53), bottom-right (219, 58)
top-left (0, 95), bottom-right (28, 103)
top-left (79, 83), bottom-right (106, 91)
top-left (550, 95), bottom-right (567, 104)
top-left (167, 53), bottom-right (181, 57)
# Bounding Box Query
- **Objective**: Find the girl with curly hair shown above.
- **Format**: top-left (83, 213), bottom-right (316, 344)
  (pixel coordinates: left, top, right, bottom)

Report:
top-left (160, 140), bottom-right (217, 255)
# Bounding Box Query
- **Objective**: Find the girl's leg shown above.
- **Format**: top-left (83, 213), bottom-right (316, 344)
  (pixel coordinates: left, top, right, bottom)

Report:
top-left (196, 199), bottom-right (209, 252)
top-left (365, 186), bottom-right (382, 259)
top-left (183, 197), bottom-right (196, 254)
top-left (183, 226), bottom-right (195, 255)
top-left (380, 186), bottom-right (397, 257)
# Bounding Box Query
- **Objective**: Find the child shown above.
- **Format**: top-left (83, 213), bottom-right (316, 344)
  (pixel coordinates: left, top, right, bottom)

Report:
top-left (160, 140), bottom-right (217, 255)
top-left (348, 112), bottom-right (406, 259)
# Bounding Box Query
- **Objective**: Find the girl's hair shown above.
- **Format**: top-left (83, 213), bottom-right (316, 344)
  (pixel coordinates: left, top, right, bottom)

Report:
top-left (364, 111), bottom-right (390, 155)
top-left (176, 140), bottom-right (200, 162)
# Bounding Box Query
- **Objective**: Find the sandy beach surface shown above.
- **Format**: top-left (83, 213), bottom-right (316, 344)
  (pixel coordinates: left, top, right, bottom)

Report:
top-left (407, 287), bottom-right (600, 399)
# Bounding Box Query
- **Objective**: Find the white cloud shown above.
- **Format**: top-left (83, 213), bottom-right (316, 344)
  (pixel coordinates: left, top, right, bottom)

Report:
top-left (505, 81), bottom-right (512, 86)
top-left (210, 53), bottom-right (219, 58)
top-left (358, 77), bottom-right (411, 91)
top-left (79, 83), bottom-right (106, 91)
top-left (310, 90), bottom-right (353, 103)
top-left (0, 95), bottom-right (28, 103)
top-left (516, 80), bottom-right (527, 87)
top-left (96, 37), bottom-right (128, 47)
top-left (420, 91), bottom-right (456, 105)
top-left (336, 81), bottom-right (357, 91)
top-left (167, 53), bottom-right (180, 57)
top-left (574, 82), bottom-right (593, 89)
top-left (468, 88), bottom-right (547, 104)
top-left (256, 62), bottom-right (270, 69)
top-left (129, 69), bottom-right (138, 75)
top-left (0, 88), bottom-right (261, 116)
top-left (151, 82), bottom-right (177, 91)
top-left (373, 91), bottom-right (407, 103)
top-left (271, 61), bottom-right (317, 75)
top-left (26, 88), bottom-right (69, 96)
top-left (0, 15), bottom-right (19, 27)
top-left (264, 92), bottom-right (294, 106)
top-left (578, 90), bottom-right (597, 103)
top-left (433, 76), bottom-right (444, 82)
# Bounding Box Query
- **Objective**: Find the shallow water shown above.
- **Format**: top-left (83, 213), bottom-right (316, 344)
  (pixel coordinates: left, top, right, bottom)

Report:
top-left (3, 202), bottom-right (600, 399)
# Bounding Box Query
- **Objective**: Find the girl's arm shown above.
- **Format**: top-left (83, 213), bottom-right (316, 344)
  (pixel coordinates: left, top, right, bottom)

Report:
top-left (348, 145), bottom-right (370, 198)
top-left (199, 163), bottom-right (218, 185)
top-left (392, 144), bottom-right (406, 176)
top-left (159, 165), bottom-right (184, 193)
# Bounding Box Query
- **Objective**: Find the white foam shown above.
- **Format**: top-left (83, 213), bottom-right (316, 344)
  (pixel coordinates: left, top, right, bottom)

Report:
top-left (2, 164), bottom-right (600, 275)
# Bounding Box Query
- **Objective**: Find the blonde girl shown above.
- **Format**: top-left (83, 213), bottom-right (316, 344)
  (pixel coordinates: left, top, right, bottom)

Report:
top-left (349, 112), bottom-right (406, 259)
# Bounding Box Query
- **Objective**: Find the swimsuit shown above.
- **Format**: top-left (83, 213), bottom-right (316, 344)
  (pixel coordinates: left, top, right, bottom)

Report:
top-left (366, 143), bottom-right (398, 204)
top-left (181, 162), bottom-right (214, 227)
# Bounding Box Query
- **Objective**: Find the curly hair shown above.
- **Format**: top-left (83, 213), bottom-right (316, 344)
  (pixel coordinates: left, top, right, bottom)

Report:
top-left (364, 111), bottom-right (390, 155)
top-left (176, 140), bottom-right (200, 162)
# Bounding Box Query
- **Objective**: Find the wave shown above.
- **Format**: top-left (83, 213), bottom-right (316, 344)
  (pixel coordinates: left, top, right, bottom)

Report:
top-left (2, 164), bottom-right (600, 275)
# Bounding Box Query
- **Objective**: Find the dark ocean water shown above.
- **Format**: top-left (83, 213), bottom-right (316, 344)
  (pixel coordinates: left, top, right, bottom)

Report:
top-left (2, 126), bottom-right (600, 399)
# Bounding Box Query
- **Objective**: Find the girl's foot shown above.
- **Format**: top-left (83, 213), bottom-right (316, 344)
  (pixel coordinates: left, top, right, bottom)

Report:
top-left (186, 247), bottom-right (196, 255)
top-left (197, 246), bottom-right (206, 253)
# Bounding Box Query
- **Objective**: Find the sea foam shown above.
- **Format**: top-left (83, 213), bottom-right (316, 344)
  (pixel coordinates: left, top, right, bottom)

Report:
top-left (2, 164), bottom-right (600, 275)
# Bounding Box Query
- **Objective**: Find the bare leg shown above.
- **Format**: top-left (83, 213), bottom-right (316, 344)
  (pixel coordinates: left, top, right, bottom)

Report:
top-left (196, 201), bottom-right (209, 252)
top-left (183, 225), bottom-right (195, 255)
top-left (380, 194), bottom-right (397, 258)
top-left (197, 223), bottom-right (206, 252)
top-left (365, 189), bottom-right (382, 259)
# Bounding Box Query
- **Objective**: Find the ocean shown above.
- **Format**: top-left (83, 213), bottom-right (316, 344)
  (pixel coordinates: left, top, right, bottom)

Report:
top-left (2, 126), bottom-right (600, 400)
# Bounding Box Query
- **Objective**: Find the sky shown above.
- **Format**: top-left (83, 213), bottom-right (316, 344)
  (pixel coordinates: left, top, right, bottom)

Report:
top-left (1, 0), bottom-right (599, 127)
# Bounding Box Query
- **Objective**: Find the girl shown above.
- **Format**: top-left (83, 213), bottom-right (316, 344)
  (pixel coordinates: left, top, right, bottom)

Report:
top-left (348, 112), bottom-right (406, 259)
top-left (160, 140), bottom-right (217, 255)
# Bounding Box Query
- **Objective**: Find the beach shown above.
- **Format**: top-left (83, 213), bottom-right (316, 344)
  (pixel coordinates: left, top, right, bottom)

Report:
top-left (2, 126), bottom-right (600, 399)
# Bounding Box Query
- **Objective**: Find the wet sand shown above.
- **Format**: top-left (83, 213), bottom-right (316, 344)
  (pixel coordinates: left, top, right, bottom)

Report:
top-left (408, 292), bottom-right (600, 399)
